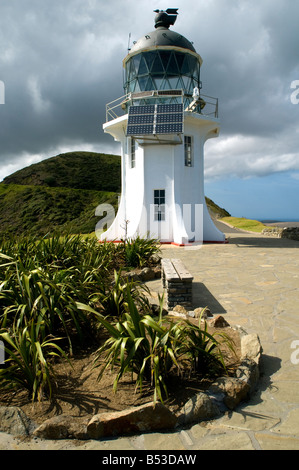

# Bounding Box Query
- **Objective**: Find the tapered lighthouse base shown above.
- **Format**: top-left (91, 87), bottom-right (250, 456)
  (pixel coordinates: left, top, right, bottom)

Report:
top-left (99, 112), bottom-right (225, 245)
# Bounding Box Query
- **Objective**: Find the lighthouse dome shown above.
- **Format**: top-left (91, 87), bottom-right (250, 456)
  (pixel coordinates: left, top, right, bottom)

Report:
top-left (129, 26), bottom-right (196, 54)
top-left (123, 10), bottom-right (202, 99)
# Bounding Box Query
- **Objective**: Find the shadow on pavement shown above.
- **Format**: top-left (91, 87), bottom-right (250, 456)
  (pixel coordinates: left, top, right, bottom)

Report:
top-left (192, 282), bottom-right (227, 314)
top-left (226, 235), bottom-right (299, 249)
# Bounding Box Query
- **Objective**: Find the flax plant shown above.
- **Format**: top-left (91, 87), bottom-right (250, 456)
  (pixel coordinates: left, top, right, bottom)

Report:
top-left (0, 317), bottom-right (68, 401)
top-left (77, 291), bottom-right (184, 404)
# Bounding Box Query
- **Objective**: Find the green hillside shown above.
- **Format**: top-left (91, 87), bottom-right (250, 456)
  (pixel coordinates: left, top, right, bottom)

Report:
top-left (0, 151), bottom-right (229, 238)
top-left (3, 151), bottom-right (121, 192)
top-left (0, 183), bottom-right (118, 236)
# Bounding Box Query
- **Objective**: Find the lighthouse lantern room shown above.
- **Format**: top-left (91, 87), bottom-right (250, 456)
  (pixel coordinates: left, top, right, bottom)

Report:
top-left (101, 9), bottom-right (225, 245)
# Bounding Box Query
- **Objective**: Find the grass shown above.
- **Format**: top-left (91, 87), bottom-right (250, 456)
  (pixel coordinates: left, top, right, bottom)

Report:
top-left (220, 216), bottom-right (269, 233)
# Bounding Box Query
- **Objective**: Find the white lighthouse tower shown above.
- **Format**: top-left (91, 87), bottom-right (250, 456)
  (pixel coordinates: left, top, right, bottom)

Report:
top-left (101, 9), bottom-right (225, 245)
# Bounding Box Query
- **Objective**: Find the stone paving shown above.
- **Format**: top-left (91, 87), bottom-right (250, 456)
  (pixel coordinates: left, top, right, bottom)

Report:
top-left (1, 225), bottom-right (299, 450)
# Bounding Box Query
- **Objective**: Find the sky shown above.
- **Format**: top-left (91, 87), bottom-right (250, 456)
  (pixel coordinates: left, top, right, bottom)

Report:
top-left (0, 0), bottom-right (299, 221)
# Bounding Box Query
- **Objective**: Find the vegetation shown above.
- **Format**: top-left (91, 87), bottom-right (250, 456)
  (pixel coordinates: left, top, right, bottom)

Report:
top-left (0, 233), bottom-right (234, 403)
top-left (2, 151), bottom-right (121, 193)
top-left (78, 298), bottom-right (234, 405)
top-left (205, 197), bottom-right (230, 219)
top-left (220, 216), bottom-right (269, 233)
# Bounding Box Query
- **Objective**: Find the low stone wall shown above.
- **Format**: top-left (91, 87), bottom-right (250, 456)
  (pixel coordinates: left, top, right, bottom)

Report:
top-left (161, 259), bottom-right (193, 309)
top-left (262, 226), bottom-right (299, 241)
top-left (165, 279), bottom-right (193, 309)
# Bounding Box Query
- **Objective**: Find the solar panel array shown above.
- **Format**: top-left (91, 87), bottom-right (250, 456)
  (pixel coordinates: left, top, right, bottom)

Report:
top-left (126, 103), bottom-right (184, 136)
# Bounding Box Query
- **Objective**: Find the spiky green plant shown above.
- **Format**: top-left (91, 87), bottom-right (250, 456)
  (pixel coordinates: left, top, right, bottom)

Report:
top-left (77, 291), bottom-right (184, 404)
top-left (0, 318), bottom-right (69, 401)
top-left (178, 309), bottom-right (236, 377)
top-left (122, 236), bottom-right (161, 268)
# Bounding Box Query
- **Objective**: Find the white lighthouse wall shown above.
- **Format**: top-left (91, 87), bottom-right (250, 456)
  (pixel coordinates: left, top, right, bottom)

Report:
top-left (143, 145), bottom-right (174, 242)
top-left (101, 113), bottom-right (225, 244)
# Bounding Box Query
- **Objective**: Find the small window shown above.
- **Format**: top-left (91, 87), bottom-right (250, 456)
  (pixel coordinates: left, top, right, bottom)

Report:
top-left (154, 189), bottom-right (165, 221)
top-left (130, 138), bottom-right (136, 168)
top-left (184, 135), bottom-right (193, 167)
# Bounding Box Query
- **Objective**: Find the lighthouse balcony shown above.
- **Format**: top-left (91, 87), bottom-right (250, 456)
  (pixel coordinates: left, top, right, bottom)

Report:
top-left (105, 90), bottom-right (218, 123)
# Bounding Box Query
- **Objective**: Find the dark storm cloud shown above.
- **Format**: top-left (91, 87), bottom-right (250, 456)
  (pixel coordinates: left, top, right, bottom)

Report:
top-left (0, 0), bottom-right (299, 181)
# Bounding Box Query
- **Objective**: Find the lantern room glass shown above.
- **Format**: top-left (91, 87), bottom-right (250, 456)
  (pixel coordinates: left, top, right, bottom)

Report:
top-left (124, 50), bottom-right (201, 97)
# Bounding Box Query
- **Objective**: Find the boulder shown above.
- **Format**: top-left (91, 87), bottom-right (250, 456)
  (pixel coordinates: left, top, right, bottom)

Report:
top-left (139, 267), bottom-right (156, 282)
top-left (209, 315), bottom-right (230, 328)
top-left (235, 358), bottom-right (260, 393)
top-left (194, 307), bottom-right (213, 319)
top-left (0, 406), bottom-right (34, 436)
top-left (33, 415), bottom-right (89, 440)
top-left (241, 333), bottom-right (262, 364)
top-left (87, 402), bottom-right (176, 439)
top-left (173, 305), bottom-right (188, 314)
top-left (177, 392), bottom-right (220, 426)
top-left (208, 377), bottom-right (250, 410)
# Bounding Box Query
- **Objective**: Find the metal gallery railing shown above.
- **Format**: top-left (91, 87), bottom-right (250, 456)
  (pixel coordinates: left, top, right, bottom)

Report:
top-left (105, 90), bottom-right (218, 122)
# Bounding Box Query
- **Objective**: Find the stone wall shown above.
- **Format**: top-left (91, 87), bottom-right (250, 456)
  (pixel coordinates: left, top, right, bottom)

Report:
top-left (262, 226), bottom-right (299, 241)
top-left (164, 278), bottom-right (193, 309)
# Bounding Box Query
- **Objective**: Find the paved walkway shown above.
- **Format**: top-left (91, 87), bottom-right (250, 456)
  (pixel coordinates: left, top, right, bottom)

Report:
top-left (1, 226), bottom-right (299, 450)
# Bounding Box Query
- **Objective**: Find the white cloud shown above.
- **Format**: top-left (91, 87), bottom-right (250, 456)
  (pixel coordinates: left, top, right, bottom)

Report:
top-left (27, 76), bottom-right (51, 114)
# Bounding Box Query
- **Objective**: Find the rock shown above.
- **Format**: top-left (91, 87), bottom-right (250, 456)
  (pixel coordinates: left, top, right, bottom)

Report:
top-left (33, 415), bottom-right (89, 440)
top-left (208, 377), bottom-right (250, 410)
top-left (173, 305), bottom-right (188, 314)
top-left (209, 315), bottom-right (230, 328)
top-left (87, 402), bottom-right (177, 440)
top-left (235, 358), bottom-right (260, 393)
top-left (139, 267), bottom-right (156, 282)
top-left (187, 310), bottom-right (195, 318)
top-left (178, 392), bottom-right (220, 426)
top-left (149, 253), bottom-right (162, 265)
top-left (122, 271), bottom-right (141, 282)
top-left (153, 267), bottom-right (162, 279)
top-left (194, 307), bottom-right (212, 319)
top-left (241, 333), bottom-right (262, 364)
top-left (0, 406), bottom-right (35, 436)
top-left (168, 311), bottom-right (188, 319)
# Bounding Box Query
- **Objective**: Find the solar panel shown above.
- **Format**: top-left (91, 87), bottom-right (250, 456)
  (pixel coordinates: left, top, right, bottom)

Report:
top-left (156, 113), bottom-right (183, 123)
top-left (129, 105), bottom-right (155, 114)
top-left (126, 103), bottom-right (184, 136)
top-left (128, 114), bottom-right (154, 125)
top-left (156, 123), bottom-right (183, 133)
top-left (157, 103), bottom-right (183, 113)
top-left (127, 125), bottom-right (154, 135)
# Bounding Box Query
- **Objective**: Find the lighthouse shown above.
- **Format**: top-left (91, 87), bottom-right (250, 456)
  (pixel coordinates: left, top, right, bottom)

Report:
top-left (101, 9), bottom-right (225, 245)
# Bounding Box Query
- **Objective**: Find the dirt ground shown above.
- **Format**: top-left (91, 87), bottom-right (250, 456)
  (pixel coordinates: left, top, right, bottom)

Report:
top-left (0, 323), bottom-right (241, 426)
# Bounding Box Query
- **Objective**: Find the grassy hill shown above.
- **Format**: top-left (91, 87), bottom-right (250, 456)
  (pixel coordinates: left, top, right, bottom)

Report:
top-left (0, 151), bottom-right (229, 238)
top-left (3, 151), bottom-right (121, 193)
